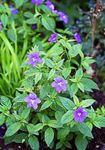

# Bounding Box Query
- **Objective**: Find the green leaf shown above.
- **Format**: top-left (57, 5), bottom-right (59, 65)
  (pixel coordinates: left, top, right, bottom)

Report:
top-left (26, 17), bottom-right (36, 24)
top-left (47, 42), bottom-right (63, 57)
top-left (40, 84), bottom-right (50, 99)
top-left (73, 95), bottom-right (79, 106)
top-left (93, 116), bottom-right (105, 128)
top-left (0, 96), bottom-right (11, 109)
top-left (35, 72), bottom-right (42, 84)
top-left (85, 57), bottom-right (95, 64)
top-left (45, 58), bottom-right (55, 68)
top-left (21, 107), bottom-right (30, 119)
top-left (7, 29), bottom-right (16, 42)
top-left (77, 82), bottom-right (84, 92)
top-left (25, 68), bottom-right (39, 77)
top-left (75, 135), bottom-right (88, 150)
top-left (14, 93), bottom-right (27, 102)
top-left (69, 44), bottom-right (82, 58)
top-left (41, 16), bottom-right (55, 31)
top-left (70, 83), bottom-right (78, 96)
top-left (13, 0), bottom-right (24, 8)
top-left (82, 57), bottom-right (95, 69)
top-left (59, 96), bottom-right (75, 110)
top-left (0, 5), bottom-right (6, 13)
top-left (45, 128), bottom-right (54, 146)
top-left (5, 122), bottom-right (21, 137)
top-left (48, 69), bottom-right (55, 80)
top-left (75, 68), bottom-right (83, 81)
top-left (57, 127), bottom-right (70, 139)
top-left (59, 39), bottom-right (72, 51)
top-left (22, 77), bottom-right (33, 91)
top-left (62, 68), bottom-right (71, 79)
top-left (48, 120), bottom-right (61, 128)
top-left (81, 78), bottom-right (99, 91)
top-left (40, 5), bottom-right (51, 14)
top-left (27, 123), bottom-right (43, 134)
top-left (81, 99), bottom-right (95, 108)
top-left (24, 12), bottom-right (34, 18)
top-left (28, 136), bottom-right (39, 150)
top-left (61, 110), bottom-right (73, 124)
top-left (40, 100), bottom-right (52, 110)
top-left (56, 141), bottom-right (63, 149)
top-left (0, 114), bottom-right (5, 125)
top-left (1, 14), bottom-right (8, 27)
top-left (4, 136), bottom-right (15, 145)
top-left (57, 59), bottom-right (64, 68)
top-left (77, 123), bottom-right (93, 138)
top-left (13, 133), bottom-right (27, 143)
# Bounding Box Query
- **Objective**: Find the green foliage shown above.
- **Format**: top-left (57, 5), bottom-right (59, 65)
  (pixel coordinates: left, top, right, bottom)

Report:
top-left (41, 16), bottom-right (55, 31)
top-left (5, 122), bottom-right (21, 137)
top-left (75, 135), bottom-right (88, 150)
top-left (1, 14), bottom-right (8, 27)
top-left (77, 123), bottom-right (93, 138)
top-left (45, 127), bottom-right (54, 146)
top-left (0, 1), bottom-right (104, 150)
top-left (28, 136), bottom-right (39, 150)
top-left (61, 110), bottom-right (73, 124)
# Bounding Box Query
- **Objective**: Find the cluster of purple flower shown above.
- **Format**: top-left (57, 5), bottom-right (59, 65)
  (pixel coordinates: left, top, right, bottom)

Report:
top-left (25, 93), bottom-right (87, 123)
top-left (27, 52), bottom-right (42, 67)
top-left (46, 0), bottom-right (57, 14)
top-left (9, 6), bottom-right (18, 15)
top-left (8, 1), bottom-right (82, 43)
top-left (26, 51), bottom-right (87, 123)
top-left (74, 33), bottom-right (81, 43)
top-left (0, 22), bottom-right (2, 30)
top-left (51, 77), bottom-right (67, 93)
top-left (31, 0), bottom-right (43, 5)
top-left (48, 33), bottom-right (58, 43)
top-left (31, 24), bottom-right (37, 30)
top-left (58, 12), bottom-right (68, 24)
top-left (73, 107), bottom-right (88, 122)
top-left (25, 92), bottom-right (41, 109)
top-left (23, 0), bottom-right (85, 123)
top-left (31, 0), bottom-right (68, 24)
top-left (46, 0), bottom-right (68, 24)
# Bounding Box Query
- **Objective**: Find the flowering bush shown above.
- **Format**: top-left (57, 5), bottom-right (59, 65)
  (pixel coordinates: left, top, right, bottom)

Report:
top-left (0, 0), bottom-right (105, 150)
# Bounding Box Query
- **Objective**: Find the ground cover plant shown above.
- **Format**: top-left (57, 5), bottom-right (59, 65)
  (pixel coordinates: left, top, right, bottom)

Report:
top-left (0, 0), bottom-right (105, 150)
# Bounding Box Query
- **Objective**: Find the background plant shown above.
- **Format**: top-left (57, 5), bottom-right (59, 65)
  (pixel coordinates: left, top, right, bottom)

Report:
top-left (0, 0), bottom-right (105, 150)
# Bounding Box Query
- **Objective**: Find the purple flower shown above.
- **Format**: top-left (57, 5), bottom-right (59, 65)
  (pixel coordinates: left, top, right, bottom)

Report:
top-left (31, 0), bottom-right (43, 5)
top-left (46, 0), bottom-right (54, 11)
top-left (48, 33), bottom-right (58, 43)
top-left (0, 124), bottom-right (6, 137)
top-left (0, 21), bottom-right (2, 30)
top-left (74, 33), bottom-right (81, 43)
top-left (25, 92), bottom-right (41, 110)
top-left (46, 0), bottom-right (57, 14)
top-left (73, 107), bottom-right (88, 123)
top-left (31, 24), bottom-right (37, 30)
top-left (58, 12), bottom-right (68, 24)
top-left (9, 6), bottom-right (18, 15)
top-left (51, 77), bottom-right (67, 93)
top-left (28, 52), bottom-right (42, 67)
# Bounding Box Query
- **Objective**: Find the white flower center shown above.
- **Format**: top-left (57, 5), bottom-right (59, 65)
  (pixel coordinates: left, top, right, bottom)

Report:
top-left (78, 112), bottom-right (81, 116)
top-left (58, 82), bottom-right (62, 86)
top-left (50, 5), bottom-right (54, 10)
top-left (63, 16), bottom-right (66, 19)
top-left (31, 99), bottom-right (34, 103)
top-left (32, 58), bottom-right (36, 62)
